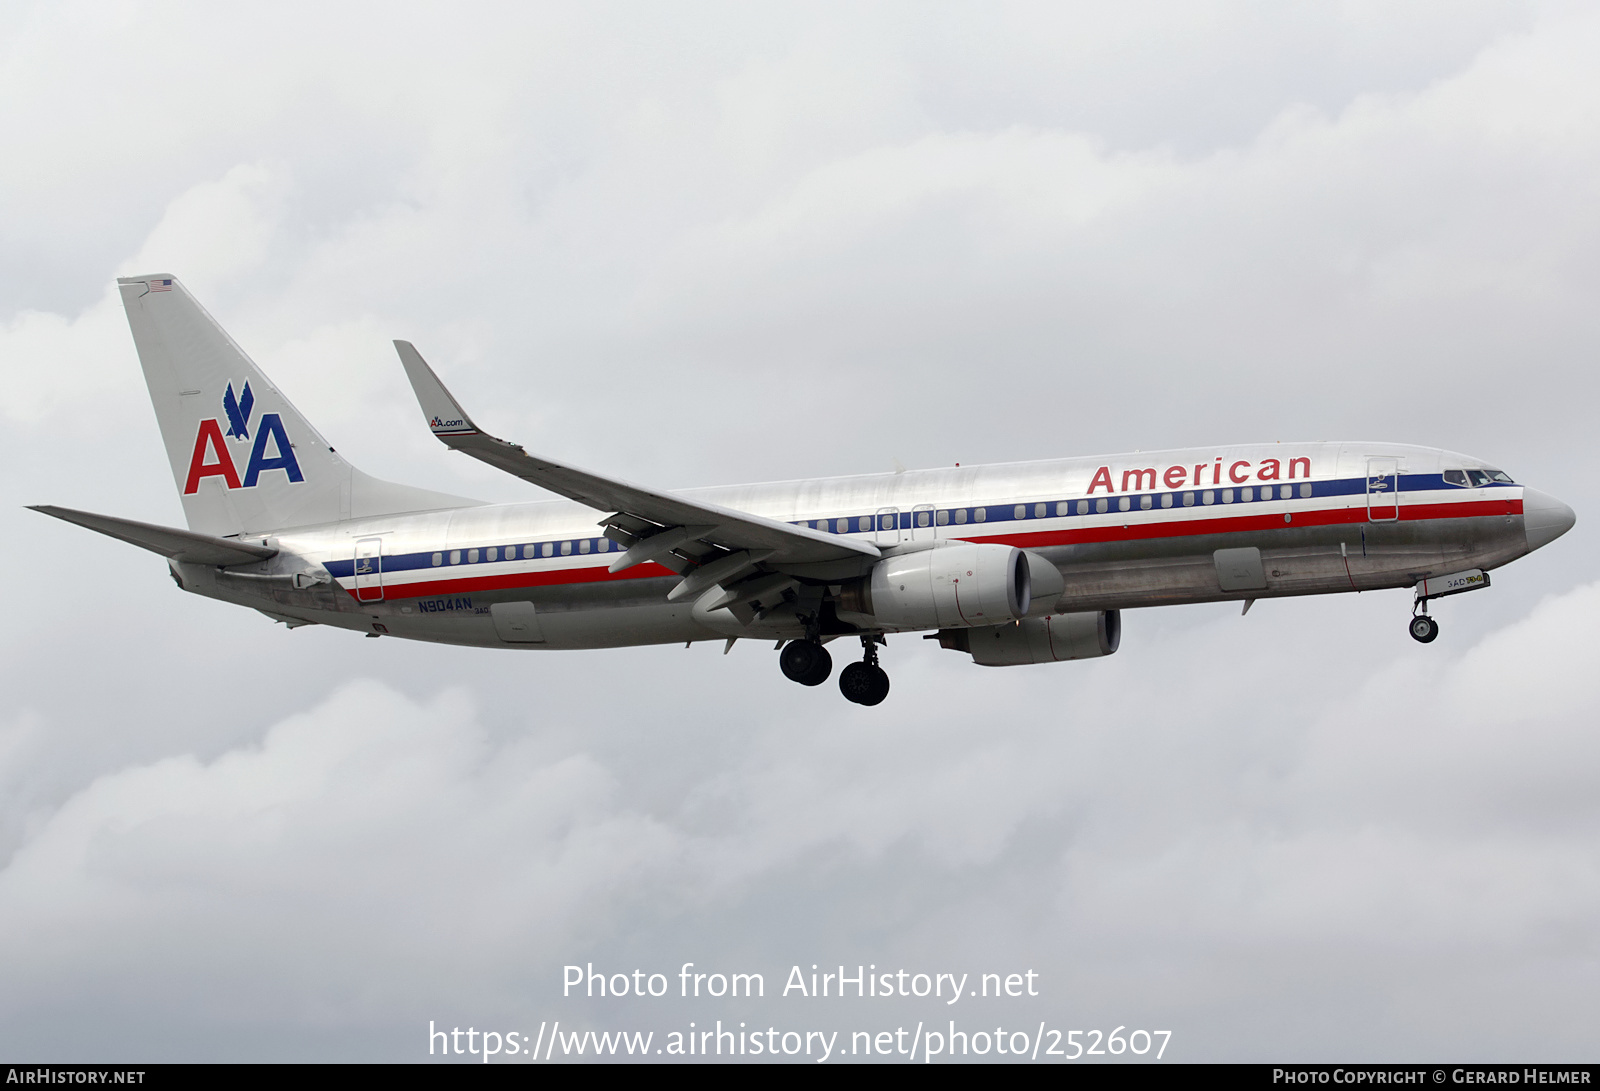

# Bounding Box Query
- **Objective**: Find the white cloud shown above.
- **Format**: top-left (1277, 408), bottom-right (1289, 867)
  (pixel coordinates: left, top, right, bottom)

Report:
top-left (0, 681), bottom-right (682, 1020)
top-left (123, 163), bottom-right (289, 288)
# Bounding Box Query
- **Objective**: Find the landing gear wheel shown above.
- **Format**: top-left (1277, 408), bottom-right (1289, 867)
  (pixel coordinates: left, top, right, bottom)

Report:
top-left (779, 640), bottom-right (832, 686)
top-left (1409, 615), bottom-right (1439, 643)
top-left (839, 662), bottom-right (891, 706)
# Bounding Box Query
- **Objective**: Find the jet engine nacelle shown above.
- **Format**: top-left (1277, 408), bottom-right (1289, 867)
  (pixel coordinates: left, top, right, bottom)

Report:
top-left (842, 543), bottom-right (1031, 631)
top-left (936, 610), bottom-right (1121, 666)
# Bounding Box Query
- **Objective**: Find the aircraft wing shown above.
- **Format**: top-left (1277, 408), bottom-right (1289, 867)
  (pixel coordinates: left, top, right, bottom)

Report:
top-left (394, 341), bottom-right (881, 577)
top-left (29, 505), bottom-right (278, 566)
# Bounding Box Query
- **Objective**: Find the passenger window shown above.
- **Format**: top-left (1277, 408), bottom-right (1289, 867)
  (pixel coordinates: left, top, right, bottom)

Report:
top-left (975, 508), bottom-right (986, 522)
top-left (834, 518), bottom-right (846, 532)
top-left (468, 549), bottom-right (479, 563)
top-left (1183, 492), bottom-right (1194, 507)
top-left (1222, 489), bottom-right (1233, 504)
top-left (1055, 502), bottom-right (1068, 517)
top-left (1443, 470), bottom-right (1469, 487)
top-left (577, 539), bottom-right (588, 554)
top-left (1242, 487), bottom-right (1253, 502)
top-left (1014, 505), bottom-right (1026, 520)
top-left (597, 539), bottom-right (610, 552)
top-left (859, 517), bottom-right (873, 533)
top-left (1118, 497), bottom-right (1130, 512)
top-left (1161, 494), bottom-right (1173, 508)
top-left (1095, 498), bottom-right (1108, 514)
top-left (487, 547), bottom-right (498, 562)
top-left (560, 541), bottom-right (572, 556)
top-left (936, 511), bottom-right (949, 525)
top-left (1076, 500), bottom-right (1089, 515)
top-left (1280, 485), bottom-right (1292, 499)
top-left (431, 552), bottom-right (443, 566)
top-left (1034, 503), bottom-right (1047, 518)
top-left (450, 550), bottom-right (461, 564)
top-left (1140, 495), bottom-right (1152, 510)
top-left (541, 542), bottom-right (553, 558)
top-left (955, 509), bottom-right (968, 524)
top-left (1299, 483), bottom-right (1312, 498)
top-left (917, 511), bottom-right (930, 528)
top-left (1202, 491), bottom-right (1214, 505)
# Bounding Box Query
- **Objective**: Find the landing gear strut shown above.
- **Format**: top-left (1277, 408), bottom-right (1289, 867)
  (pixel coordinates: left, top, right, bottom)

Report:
top-left (779, 639), bottom-right (832, 686)
top-left (1408, 569), bottom-right (1489, 644)
top-left (839, 636), bottom-right (891, 706)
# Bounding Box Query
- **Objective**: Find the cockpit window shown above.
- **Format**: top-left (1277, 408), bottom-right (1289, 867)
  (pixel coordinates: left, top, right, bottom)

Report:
top-left (1446, 468), bottom-right (1515, 487)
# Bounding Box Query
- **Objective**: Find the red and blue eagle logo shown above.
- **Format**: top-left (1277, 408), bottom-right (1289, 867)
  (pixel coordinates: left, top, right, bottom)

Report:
top-left (182, 381), bottom-right (305, 494)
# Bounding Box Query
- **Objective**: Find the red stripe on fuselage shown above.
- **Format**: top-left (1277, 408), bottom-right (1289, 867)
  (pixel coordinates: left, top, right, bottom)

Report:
top-left (342, 496), bottom-right (1521, 601)
top-left (354, 560), bottom-right (677, 602)
top-left (965, 496), bottom-right (1522, 550)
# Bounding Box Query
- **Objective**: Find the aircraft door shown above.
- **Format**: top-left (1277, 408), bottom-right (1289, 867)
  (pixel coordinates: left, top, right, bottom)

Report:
top-left (876, 507), bottom-right (901, 545)
top-left (1366, 458), bottom-right (1400, 522)
top-left (911, 504), bottom-right (935, 541)
top-left (354, 536), bottom-right (384, 601)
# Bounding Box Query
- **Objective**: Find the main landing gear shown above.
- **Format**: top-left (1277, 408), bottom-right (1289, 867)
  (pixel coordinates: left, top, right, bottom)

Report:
top-left (839, 636), bottom-right (890, 706)
top-left (777, 635), bottom-right (891, 705)
top-left (779, 639), bottom-right (832, 686)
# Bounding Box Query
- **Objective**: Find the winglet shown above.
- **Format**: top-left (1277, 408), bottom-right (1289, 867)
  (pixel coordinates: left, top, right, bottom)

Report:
top-left (394, 341), bottom-right (482, 439)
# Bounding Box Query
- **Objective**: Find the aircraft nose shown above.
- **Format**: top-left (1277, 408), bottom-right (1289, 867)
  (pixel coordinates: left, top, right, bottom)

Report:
top-left (1522, 487), bottom-right (1576, 552)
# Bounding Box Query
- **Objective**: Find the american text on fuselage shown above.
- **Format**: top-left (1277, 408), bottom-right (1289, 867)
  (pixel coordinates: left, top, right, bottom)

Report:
top-left (32, 276), bottom-right (1577, 706)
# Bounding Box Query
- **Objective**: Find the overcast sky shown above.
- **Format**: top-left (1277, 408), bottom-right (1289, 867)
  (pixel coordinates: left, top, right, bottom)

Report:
top-left (1, 0), bottom-right (1596, 1062)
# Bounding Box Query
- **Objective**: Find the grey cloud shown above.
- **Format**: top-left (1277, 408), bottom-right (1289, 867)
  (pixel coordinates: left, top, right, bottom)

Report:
top-left (2, 584), bottom-right (1598, 1058)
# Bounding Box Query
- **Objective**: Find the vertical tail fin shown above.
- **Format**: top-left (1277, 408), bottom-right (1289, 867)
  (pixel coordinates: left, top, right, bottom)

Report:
top-left (118, 275), bottom-right (478, 535)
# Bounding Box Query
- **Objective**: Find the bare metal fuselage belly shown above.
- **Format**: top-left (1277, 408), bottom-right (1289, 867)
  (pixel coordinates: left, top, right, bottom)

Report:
top-left (1041, 513), bottom-right (1524, 613)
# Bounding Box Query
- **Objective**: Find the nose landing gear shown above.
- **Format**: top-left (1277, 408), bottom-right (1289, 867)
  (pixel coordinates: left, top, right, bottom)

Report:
top-left (1408, 613), bottom-right (1439, 643)
top-left (1408, 568), bottom-right (1490, 643)
top-left (839, 636), bottom-right (891, 706)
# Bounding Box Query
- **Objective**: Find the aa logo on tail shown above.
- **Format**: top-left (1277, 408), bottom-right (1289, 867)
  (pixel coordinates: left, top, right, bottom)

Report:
top-left (183, 381), bottom-right (305, 494)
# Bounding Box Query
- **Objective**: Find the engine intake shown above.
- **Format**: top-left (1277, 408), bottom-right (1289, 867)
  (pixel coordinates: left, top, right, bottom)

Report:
top-left (936, 611), bottom-right (1121, 666)
top-left (838, 543), bottom-right (1030, 631)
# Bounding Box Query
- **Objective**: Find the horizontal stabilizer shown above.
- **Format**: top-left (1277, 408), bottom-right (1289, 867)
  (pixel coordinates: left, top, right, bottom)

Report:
top-left (29, 505), bottom-right (278, 566)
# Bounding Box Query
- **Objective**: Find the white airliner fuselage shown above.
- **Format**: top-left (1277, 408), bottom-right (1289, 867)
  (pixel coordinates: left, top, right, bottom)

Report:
top-left (33, 276), bottom-right (1576, 706)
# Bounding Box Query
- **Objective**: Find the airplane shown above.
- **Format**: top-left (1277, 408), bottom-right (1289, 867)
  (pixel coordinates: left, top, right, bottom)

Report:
top-left (31, 275), bottom-right (1577, 706)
